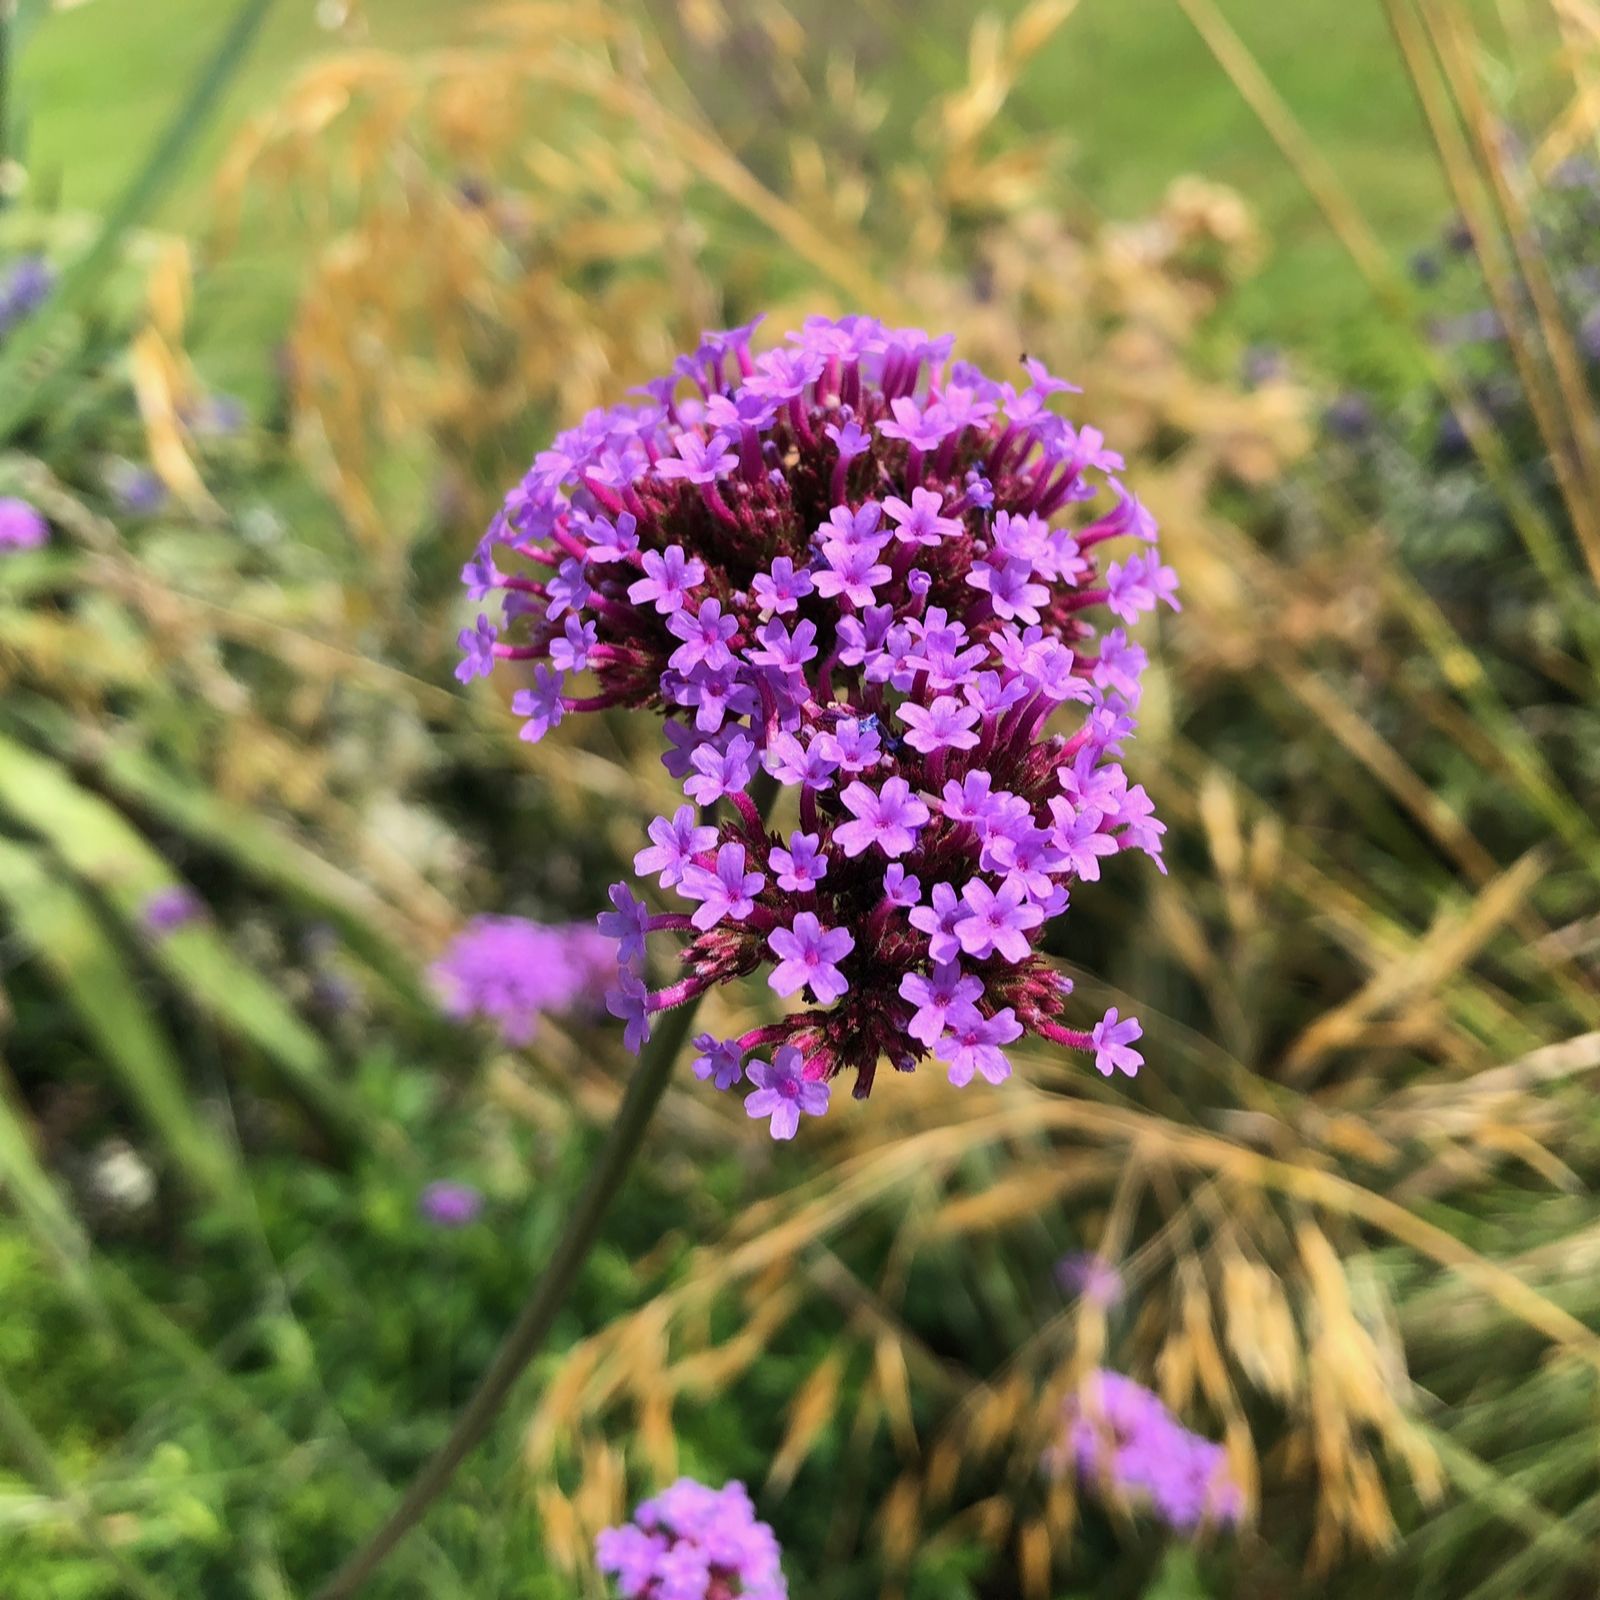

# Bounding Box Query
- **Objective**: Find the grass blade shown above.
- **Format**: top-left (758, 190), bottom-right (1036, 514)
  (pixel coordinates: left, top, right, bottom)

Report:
top-left (0, 836), bottom-right (243, 1209)
top-left (0, 733), bottom-right (370, 1154)
top-left (0, 1053), bottom-right (101, 1319)
top-left (0, 0), bottom-right (280, 438)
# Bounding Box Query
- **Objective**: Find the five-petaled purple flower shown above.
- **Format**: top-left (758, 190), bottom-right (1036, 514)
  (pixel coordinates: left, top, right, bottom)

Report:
top-left (767, 913), bottom-right (855, 1003)
top-left (744, 1046), bottom-right (830, 1140)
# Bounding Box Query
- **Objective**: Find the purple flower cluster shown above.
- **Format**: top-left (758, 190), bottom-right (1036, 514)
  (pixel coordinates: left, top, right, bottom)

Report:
top-left (0, 497), bottom-right (49, 553)
top-left (0, 257), bottom-right (53, 340)
top-left (429, 915), bottom-right (616, 1046)
top-left (1057, 1370), bottom-right (1242, 1532)
top-left (596, 1478), bottom-right (786, 1600)
top-left (466, 317), bottom-right (1173, 1129)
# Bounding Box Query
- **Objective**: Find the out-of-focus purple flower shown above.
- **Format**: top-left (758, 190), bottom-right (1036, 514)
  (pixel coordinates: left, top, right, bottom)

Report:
top-left (104, 460), bottom-right (169, 517)
top-left (0, 497), bottom-right (49, 552)
top-left (1239, 343), bottom-right (1287, 388)
top-left (185, 392), bottom-right (248, 439)
top-left (420, 1180), bottom-right (483, 1227)
top-left (141, 885), bottom-right (205, 937)
top-left (471, 321), bottom-right (1171, 1121)
top-left (1051, 1370), bottom-right (1243, 1533)
top-left (0, 257), bottom-right (53, 338)
top-left (1055, 1251), bottom-right (1125, 1307)
top-left (1323, 392), bottom-right (1374, 442)
top-left (431, 915), bottom-right (616, 1045)
top-left (597, 1477), bottom-right (787, 1599)
top-left (1409, 249), bottom-right (1441, 285)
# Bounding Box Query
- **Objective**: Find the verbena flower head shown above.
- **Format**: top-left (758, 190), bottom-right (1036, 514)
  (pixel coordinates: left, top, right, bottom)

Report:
top-left (1052, 1370), bottom-right (1242, 1532)
top-left (0, 497), bottom-right (49, 553)
top-left (141, 885), bottom-right (205, 937)
top-left (430, 915), bottom-right (615, 1046)
top-left (470, 317), bottom-right (1173, 1131)
top-left (596, 1477), bottom-right (786, 1600)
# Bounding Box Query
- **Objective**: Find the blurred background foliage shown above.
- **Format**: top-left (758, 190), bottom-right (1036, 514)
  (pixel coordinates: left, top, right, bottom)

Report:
top-left (2, 0), bottom-right (1599, 1597)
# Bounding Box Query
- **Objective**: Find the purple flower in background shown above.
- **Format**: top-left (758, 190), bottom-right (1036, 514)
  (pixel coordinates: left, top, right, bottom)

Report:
top-left (420, 1181), bottom-right (483, 1228)
top-left (0, 256), bottom-right (53, 338)
top-left (1055, 1251), bottom-right (1125, 1307)
top-left (431, 915), bottom-right (615, 1045)
top-left (141, 885), bottom-right (204, 937)
top-left (745, 1046), bottom-right (830, 1141)
top-left (105, 460), bottom-right (168, 517)
top-left (186, 392), bottom-right (248, 439)
top-left (1052, 1370), bottom-right (1243, 1533)
top-left (0, 497), bottom-right (48, 552)
top-left (597, 1478), bottom-right (787, 1599)
top-left (471, 319), bottom-right (1171, 1117)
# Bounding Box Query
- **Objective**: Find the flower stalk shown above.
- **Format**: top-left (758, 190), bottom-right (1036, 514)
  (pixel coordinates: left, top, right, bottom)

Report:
top-left (314, 776), bottom-right (777, 1600)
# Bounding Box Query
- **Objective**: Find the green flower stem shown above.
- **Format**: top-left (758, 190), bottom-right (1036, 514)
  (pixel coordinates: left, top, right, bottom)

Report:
top-left (314, 774), bottom-right (777, 1598)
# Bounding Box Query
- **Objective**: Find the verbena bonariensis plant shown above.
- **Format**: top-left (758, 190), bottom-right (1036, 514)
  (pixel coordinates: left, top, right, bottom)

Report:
top-left (316, 318), bottom-right (1173, 1595)
top-left (460, 315), bottom-right (1174, 1132)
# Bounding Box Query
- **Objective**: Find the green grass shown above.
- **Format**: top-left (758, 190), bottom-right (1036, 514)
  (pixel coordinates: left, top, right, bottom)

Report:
top-left (12, 0), bottom-right (1502, 384)
top-left (14, 0), bottom-right (463, 219)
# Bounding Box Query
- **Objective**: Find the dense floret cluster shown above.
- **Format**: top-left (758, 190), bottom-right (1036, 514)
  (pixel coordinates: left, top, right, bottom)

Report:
top-left (596, 1478), bottom-right (786, 1600)
top-left (465, 316), bottom-right (1174, 1129)
top-left (429, 915), bottom-right (615, 1046)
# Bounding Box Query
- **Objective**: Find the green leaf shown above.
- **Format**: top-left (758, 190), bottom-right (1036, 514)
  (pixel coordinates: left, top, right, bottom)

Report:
top-left (0, 0), bottom-right (280, 438)
top-left (0, 733), bottom-right (369, 1154)
top-left (84, 737), bottom-right (429, 1010)
top-left (0, 1054), bottom-right (103, 1321)
top-left (0, 836), bottom-right (244, 1211)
